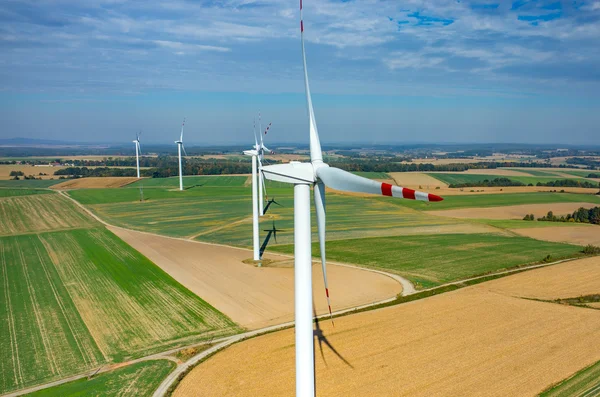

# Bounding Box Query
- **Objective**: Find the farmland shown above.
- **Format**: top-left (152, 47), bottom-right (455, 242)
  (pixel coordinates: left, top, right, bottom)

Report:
top-left (396, 192), bottom-right (600, 211)
top-left (28, 360), bottom-right (176, 397)
top-left (173, 256), bottom-right (600, 397)
top-left (0, 193), bottom-right (95, 235)
top-left (0, 189), bottom-right (238, 394)
top-left (0, 179), bottom-right (64, 188)
top-left (428, 172), bottom-right (594, 187)
top-left (271, 233), bottom-right (583, 288)
top-left (0, 188), bottom-right (51, 198)
top-left (540, 359), bottom-right (600, 397)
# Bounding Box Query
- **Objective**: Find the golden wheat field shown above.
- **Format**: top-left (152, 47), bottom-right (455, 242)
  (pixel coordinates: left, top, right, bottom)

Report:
top-left (174, 257), bottom-right (600, 397)
top-left (51, 177), bottom-right (139, 189)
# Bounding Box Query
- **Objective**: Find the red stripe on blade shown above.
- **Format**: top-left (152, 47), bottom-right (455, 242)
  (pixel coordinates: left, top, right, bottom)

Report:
top-left (300, 0), bottom-right (302, 9)
top-left (301, 20), bottom-right (303, 32)
top-left (381, 183), bottom-right (393, 196)
top-left (428, 193), bottom-right (444, 202)
top-left (402, 188), bottom-right (416, 200)
top-left (325, 288), bottom-right (330, 297)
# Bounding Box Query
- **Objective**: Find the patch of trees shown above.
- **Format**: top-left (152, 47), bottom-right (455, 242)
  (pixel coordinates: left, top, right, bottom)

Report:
top-left (587, 173), bottom-right (600, 178)
top-left (529, 207), bottom-right (600, 225)
top-left (448, 177), bottom-right (525, 188)
top-left (9, 170), bottom-right (24, 176)
top-left (566, 157), bottom-right (600, 169)
top-left (535, 179), bottom-right (599, 188)
top-left (54, 167), bottom-right (138, 177)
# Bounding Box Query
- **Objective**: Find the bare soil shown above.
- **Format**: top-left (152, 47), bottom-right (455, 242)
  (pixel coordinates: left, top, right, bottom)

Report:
top-left (513, 225), bottom-right (600, 247)
top-left (428, 202), bottom-right (598, 220)
top-left (109, 227), bottom-right (401, 330)
top-left (174, 257), bottom-right (600, 397)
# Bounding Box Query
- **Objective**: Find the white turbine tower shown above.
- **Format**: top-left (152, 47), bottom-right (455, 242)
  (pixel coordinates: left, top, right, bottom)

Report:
top-left (133, 131), bottom-right (141, 179)
top-left (175, 119), bottom-right (187, 191)
top-left (260, 2), bottom-right (444, 396)
top-left (243, 119), bottom-right (261, 261)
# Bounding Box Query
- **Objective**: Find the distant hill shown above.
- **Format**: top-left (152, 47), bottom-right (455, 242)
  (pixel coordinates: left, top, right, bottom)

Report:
top-left (0, 138), bottom-right (73, 146)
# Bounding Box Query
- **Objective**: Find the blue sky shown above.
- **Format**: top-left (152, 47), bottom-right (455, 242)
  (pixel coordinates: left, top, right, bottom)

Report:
top-left (0, 0), bottom-right (599, 145)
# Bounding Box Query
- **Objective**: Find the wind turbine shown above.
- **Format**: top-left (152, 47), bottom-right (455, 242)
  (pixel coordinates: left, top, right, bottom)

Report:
top-left (260, 1), bottom-right (443, 395)
top-left (257, 114), bottom-right (273, 216)
top-left (243, 119), bottom-right (261, 260)
top-left (133, 131), bottom-right (141, 179)
top-left (175, 118), bottom-right (187, 191)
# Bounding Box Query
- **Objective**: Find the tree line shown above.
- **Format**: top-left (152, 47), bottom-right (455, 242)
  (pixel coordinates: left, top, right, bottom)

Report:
top-left (524, 207), bottom-right (600, 224)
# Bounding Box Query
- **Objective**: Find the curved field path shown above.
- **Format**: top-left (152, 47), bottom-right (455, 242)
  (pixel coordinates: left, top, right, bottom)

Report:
top-left (109, 227), bottom-right (401, 330)
top-left (173, 256), bottom-right (600, 397)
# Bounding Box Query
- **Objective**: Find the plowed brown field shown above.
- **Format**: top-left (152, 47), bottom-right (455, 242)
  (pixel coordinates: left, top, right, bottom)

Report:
top-left (428, 202), bottom-right (598, 220)
top-left (513, 225), bottom-right (600, 247)
top-left (110, 227), bottom-right (401, 330)
top-left (51, 177), bottom-right (139, 189)
top-left (174, 257), bottom-right (600, 397)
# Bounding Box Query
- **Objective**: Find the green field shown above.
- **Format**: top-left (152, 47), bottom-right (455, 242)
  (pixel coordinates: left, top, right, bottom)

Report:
top-left (0, 179), bottom-right (64, 188)
top-left (0, 188), bottom-right (52, 198)
top-left (271, 233), bottom-right (583, 289)
top-left (0, 188), bottom-right (239, 394)
top-left (127, 175), bottom-right (249, 188)
top-left (351, 172), bottom-right (390, 179)
top-left (540, 359), bottom-right (600, 397)
top-left (511, 169), bottom-right (564, 177)
top-left (395, 192), bottom-right (600, 211)
top-left (0, 192), bottom-right (95, 236)
top-left (27, 360), bottom-right (175, 397)
top-left (428, 173), bottom-right (592, 187)
top-left (69, 185), bottom-right (464, 244)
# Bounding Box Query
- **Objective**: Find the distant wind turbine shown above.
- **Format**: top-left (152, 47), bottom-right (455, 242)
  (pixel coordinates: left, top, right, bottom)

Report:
top-left (260, 1), bottom-right (444, 395)
top-left (175, 119), bottom-right (187, 191)
top-left (133, 131), bottom-right (141, 179)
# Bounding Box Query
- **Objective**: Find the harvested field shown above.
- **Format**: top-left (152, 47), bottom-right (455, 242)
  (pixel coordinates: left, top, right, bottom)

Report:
top-left (513, 225), bottom-right (600, 247)
top-left (0, 165), bottom-right (67, 179)
top-left (427, 202), bottom-right (598, 220)
top-left (0, 193), bottom-right (95, 235)
top-left (51, 177), bottom-right (138, 189)
top-left (109, 227), bottom-right (401, 330)
top-left (174, 257), bottom-right (600, 397)
top-left (388, 172), bottom-right (448, 188)
top-left (486, 256), bottom-right (600, 300)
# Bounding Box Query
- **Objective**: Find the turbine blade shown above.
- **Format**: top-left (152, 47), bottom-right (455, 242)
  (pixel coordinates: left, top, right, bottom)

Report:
top-left (300, 0), bottom-right (323, 163)
top-left (137, 142), bottom-right (142, 156)
top-left (253, 118), bottom-right (259, 149)
top-left (180, 118), bottom-right (185, 142)
top-left (181, 144), bottom-right (188, 157)
top-left (258, 158), bottom-right (268, 200)
top-left (316, 167), bottom-right (443, 202)
top-left (314, 181), bottom-right (333, 325)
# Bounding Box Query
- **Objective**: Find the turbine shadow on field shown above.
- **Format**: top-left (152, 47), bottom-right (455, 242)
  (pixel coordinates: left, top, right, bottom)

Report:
top-left (313, 306), bottom-right (354, 369)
